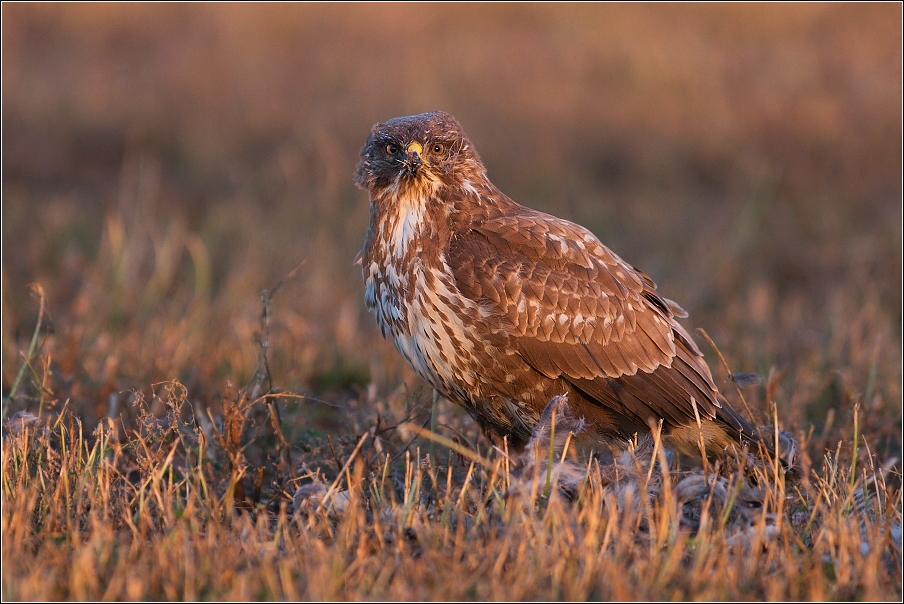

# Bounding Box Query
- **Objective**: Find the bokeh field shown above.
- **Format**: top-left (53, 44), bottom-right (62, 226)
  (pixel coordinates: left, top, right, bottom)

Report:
top-left (2, 4), bottom-right (901, 600)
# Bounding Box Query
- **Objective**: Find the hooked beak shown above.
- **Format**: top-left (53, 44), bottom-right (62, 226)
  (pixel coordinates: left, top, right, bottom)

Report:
top-left (403, 142), bottom-right (423, 176)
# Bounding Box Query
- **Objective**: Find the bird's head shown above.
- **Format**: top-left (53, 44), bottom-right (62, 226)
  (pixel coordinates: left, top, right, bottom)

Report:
top-left (354, 111), bottom-right (485, 197)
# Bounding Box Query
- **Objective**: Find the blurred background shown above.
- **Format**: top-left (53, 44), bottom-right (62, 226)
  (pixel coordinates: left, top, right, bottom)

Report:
top-left (2, 4), bottom-right (901, 456)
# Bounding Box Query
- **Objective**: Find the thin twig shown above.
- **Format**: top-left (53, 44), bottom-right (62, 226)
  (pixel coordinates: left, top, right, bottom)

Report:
top-left (690, 396), bottom-right (710, 473)
top-left (696, 327), bottom-right (757, 423)
top-left (318, 431), bottom-right (370, 513)
top-left (246, 260), bottom-right (307, 394)
top-left (544, 399), bottom-right (557, 499)
top-left (7, 284), bottom-right (48, 410)
top-left (266, 399), bottom-right (296, 479)
top-left (398, 422), bottom-right (494, 468)
top-left (326, 435), bottom-right (344, 475)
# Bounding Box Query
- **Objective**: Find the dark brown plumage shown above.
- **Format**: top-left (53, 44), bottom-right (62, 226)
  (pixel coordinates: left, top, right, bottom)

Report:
top-left (355, 110), bottom-right (763, 458)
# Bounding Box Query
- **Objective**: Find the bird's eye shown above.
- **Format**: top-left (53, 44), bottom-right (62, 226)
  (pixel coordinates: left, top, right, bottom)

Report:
top-left (431, 143), bottom-right (445, 154)
top-left (385, 144), bottom-right (399, 155)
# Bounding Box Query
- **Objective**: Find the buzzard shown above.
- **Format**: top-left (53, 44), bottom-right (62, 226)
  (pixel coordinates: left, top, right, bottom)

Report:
top-left (355, 110), bottom-right (764, 458)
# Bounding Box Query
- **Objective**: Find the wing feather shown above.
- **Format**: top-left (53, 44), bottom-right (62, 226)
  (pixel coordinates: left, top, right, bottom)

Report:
top-left (446, 206), bottom-right (724, 427)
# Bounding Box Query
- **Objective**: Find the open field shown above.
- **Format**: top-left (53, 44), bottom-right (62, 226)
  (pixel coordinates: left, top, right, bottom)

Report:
top-left (2, 4), bottom-right (902, 600)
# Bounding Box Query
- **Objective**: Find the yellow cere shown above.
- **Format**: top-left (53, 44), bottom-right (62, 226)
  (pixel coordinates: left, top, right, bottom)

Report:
top-left (406, 142), bottom-right (423, 156)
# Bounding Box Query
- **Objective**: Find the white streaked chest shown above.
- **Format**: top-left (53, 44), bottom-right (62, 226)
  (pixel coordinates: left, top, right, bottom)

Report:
top-left (364, 257), bottom-right (480, 395)
top-left (378, 179), bottom-right (440, 259)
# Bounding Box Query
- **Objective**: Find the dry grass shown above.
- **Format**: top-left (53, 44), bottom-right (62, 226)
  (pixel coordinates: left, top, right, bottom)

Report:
top-left (2, 4), bottom-right (902, 600)
top-left (2, 372), bottom-right (901, 600)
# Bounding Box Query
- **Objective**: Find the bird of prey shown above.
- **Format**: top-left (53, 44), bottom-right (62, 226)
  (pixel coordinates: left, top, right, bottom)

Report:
top-left (355, 110), bottom-right (763, 458)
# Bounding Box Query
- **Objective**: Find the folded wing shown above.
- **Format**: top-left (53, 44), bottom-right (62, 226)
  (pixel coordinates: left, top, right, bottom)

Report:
top-left (446, 206), bottom-right (733, 436)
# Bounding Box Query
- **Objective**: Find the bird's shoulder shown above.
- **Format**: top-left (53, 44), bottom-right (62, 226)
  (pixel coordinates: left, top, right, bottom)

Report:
top-left (445, 202), bottom-right (673, 346)
top-left (452, 201), bottom-right (634, 278)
